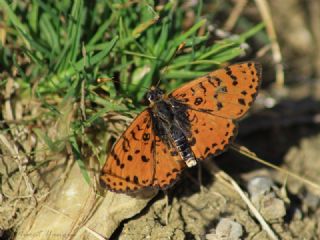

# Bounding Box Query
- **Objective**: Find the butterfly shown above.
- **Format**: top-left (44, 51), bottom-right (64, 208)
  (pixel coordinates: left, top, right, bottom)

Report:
top-left (100, 62), bottom-right (262, 192)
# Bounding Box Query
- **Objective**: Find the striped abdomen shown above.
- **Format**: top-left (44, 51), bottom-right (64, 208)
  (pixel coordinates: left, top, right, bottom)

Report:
top-left (171, 126), bottom-right (196, 167)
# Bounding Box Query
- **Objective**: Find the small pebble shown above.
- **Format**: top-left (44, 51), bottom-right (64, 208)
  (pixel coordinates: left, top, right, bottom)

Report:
top-left (247, 176), bottom-right (274, 197)
top-left (260, 193), bottom-right (286, 220)
top-left (303, 191), bottom-right (320, 210)
top-left (292, 207), bottom-right (303, 220)
top-left (206, 218), bottom-right (243, 240)
top-left (248, 176), bottom-right (286, 220)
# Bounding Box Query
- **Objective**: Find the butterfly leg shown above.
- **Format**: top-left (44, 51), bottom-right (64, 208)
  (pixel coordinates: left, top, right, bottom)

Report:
top-left (190, 143), bottom-right (206, 192)
top-left (163, 190), bottom-right (170, 225)
top-left (198, 162), bottom-right (204, 193)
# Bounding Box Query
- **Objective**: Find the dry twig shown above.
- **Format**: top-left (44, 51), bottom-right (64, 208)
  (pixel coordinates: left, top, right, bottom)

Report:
top-left (231, 144), bottom-right (320, 192)
top-left (223, 0), bottom-right (248, 31)
top-left (255, 0), bottom-right (285, 88)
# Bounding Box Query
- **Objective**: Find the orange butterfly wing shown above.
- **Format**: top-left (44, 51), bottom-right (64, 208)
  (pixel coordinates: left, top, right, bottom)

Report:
top-left (186, 109), bottom-right (236, 159)
top-left (171, 62), bottom-right (261, 159)
top-left (100, 110), bottom-right (186, 192)
top-left (152, 135), bottom-right (186, 189)
top-left (170, 62), bottom-right (261, 119)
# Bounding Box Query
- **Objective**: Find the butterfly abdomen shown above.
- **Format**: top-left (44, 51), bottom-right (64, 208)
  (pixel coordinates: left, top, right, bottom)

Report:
top-left (169, 100), bottom-right (196, 167)
top-left (171, 126), bottom-right (197, 167)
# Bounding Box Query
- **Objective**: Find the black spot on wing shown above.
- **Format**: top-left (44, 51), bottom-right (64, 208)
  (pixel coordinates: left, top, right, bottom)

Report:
top-left (207, 76), bottom-right (222, 87)
top-left (122, 137), bottom-right (130, 152)
top-left (238, 98), bottom-right (246, 106)
top-left (237, 109), bottom-right (244, 116)
top-left (199, 82), bottom-right (207, 95)
top-left (241, 90), bottom-right (247, 96)
top-left (130, 130), bottom-right (138, 140)
top-left (191, 87), bottom-right (196, 96)
top-left (143, 133), bottom-right (150, 141)
top-left (217, 102), bottom-right (223, 110)
top-left (204, 147), bottom-right (210, 155)
top-left (194, 97), bottom-right (203, 106)
top-left (133, 176), bottom-right (139, 184)
top-left (141, 155), bottom-right (150, 162)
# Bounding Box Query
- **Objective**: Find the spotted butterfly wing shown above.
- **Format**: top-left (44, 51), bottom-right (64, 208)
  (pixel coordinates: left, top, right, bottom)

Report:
top-left (100, 110), bottom-right (185, 192)
top-left (152, 134), bottom-right (186, 189)
top-left (170, 62), bottom-right (261, 159)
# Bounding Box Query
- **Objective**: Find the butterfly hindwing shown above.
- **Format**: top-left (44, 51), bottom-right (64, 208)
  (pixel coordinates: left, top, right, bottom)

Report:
top-left (186, 109), bottom-right (236, 159)
top-left (100, 110), bottom-right (156, 192)
top-left (171, 62), bottom-right (261, 119)
top-left (152, 135), bottom-right (186, 189)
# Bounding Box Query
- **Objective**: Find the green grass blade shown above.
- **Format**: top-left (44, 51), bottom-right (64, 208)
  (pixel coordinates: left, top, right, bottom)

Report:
top-left (57, 0), bottom-right (84, 72)
top-left (69, 135), bottom-right (91, 185)
top-left (0, 0), bottom-right (28, 34)
top-left (56, 36), bottom-right (118, 79)
top-left (39, 13), bottom-right (60, 54)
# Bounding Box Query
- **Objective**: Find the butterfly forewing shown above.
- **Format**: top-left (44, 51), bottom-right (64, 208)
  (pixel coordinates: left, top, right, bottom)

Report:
top-left (171, 62), bottom-right (261, 119)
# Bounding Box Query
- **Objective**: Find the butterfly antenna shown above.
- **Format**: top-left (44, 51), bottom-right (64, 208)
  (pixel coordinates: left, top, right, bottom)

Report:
top-left (97, 77), bottom-right (150, 91)
top-left (155, 42), bottom-right (186, 88)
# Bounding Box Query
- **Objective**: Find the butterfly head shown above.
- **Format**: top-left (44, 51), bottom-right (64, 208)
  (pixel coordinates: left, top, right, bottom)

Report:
top-left (147, 86), bottom-right (164, 104)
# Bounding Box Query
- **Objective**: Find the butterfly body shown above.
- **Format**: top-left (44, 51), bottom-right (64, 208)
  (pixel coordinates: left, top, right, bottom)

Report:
top-left (100, 62), bottom-right (262, 192)
top-left (148, 87), bottom-right (197, 167)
